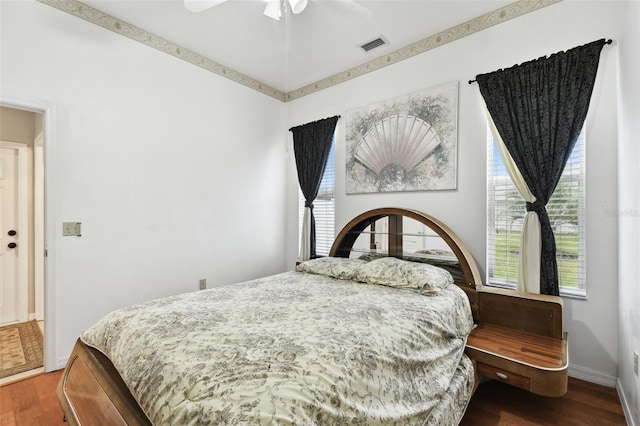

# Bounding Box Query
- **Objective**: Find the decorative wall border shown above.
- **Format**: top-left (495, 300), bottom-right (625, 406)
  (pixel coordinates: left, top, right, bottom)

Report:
top-left (286, 0), bottom-right (562, 101)
top-left (37, 0), bottom-right (561, 103)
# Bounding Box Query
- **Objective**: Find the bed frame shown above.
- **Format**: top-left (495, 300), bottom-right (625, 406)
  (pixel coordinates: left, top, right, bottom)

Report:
top-left (329, 207), bottom-right (483, 319)
top-left (56, 207), bottom-right (567, 425)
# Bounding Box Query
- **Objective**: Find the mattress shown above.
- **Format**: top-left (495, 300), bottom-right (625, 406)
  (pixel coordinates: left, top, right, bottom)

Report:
top-left (81, 263), bottom-right (474, 425)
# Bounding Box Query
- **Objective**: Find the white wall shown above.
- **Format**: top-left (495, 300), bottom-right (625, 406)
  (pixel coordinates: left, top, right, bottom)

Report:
top-left (617, 0), bottom-right (640, 423)
top-left (287, 0), bottom-right (626, 382)
top-left (1, 1), bottom-right (288, 367)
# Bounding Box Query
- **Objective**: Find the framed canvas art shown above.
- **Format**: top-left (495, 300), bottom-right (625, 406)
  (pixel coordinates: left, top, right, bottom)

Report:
top-left (345, 81), bottom-right (458, 193)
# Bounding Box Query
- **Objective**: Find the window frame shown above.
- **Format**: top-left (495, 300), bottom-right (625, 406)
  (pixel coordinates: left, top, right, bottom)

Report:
top-left (486, 126), bottom-right (586, 297)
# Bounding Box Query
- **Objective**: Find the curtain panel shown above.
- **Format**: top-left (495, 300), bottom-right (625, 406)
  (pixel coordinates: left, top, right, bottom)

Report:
top-left (486, 107), bottom-right (541, 293)
top-left (290, 116), bottom-right (339, 260)
top-left (477, 39), bottom-right (607, 295)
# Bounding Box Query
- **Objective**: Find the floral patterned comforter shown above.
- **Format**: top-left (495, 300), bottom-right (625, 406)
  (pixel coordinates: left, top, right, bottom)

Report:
top-left (81, 270), bottom-right (474, 425)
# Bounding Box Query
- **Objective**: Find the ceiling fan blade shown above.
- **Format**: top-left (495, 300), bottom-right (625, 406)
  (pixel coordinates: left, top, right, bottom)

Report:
top-left (264, 0), bottom-right (282, 20)
top-left (184, 0), bottom-right (229, 13)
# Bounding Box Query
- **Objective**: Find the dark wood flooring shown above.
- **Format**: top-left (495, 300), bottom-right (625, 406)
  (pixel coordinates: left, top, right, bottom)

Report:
top-left (0, 371), bottom-right (627, 425)
top-left (461, 377), bottom-right (627, 425)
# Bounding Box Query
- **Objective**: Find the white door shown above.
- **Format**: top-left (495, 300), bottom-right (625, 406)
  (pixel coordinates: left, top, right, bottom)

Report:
top-left (0, 142), bottom-right (29, 325)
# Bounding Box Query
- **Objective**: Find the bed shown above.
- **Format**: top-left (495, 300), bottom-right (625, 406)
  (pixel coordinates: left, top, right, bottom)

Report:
top-left (56, 207), bottom-right (484, 425)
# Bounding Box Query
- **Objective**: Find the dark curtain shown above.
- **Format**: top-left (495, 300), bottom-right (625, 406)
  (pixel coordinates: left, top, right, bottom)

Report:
top-left (476, 39), bottom-right (606, 295)
top-left (290, 116), bottom-right (339, 258)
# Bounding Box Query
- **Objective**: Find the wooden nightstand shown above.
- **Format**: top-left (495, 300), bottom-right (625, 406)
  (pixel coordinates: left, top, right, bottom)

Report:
top-left (465, 287), bottom-right (569, 397)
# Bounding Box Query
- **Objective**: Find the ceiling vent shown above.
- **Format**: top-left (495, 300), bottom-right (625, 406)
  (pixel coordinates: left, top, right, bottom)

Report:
top-left (359, 36), bottom-right (388, 53)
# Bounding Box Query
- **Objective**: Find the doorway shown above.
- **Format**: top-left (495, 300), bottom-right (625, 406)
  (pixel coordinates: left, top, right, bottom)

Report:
top-left (0, 106), bottom-right (46, 383)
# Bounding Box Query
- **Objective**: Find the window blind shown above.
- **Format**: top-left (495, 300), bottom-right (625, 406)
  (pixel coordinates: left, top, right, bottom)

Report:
top-left (299, 139), bottom-right (335, 257)
top-left (487, 126), bottom-right (586, 295)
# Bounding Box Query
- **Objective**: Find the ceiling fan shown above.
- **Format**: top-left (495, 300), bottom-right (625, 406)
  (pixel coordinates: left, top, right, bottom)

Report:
top-left (184, 0), bottom-right (308, 20)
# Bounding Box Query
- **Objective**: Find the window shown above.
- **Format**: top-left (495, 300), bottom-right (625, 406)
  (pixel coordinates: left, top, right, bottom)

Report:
top-left (487, 126), bottom-right (586, 296)
top-left (299, 138), bottom-right (335, 257)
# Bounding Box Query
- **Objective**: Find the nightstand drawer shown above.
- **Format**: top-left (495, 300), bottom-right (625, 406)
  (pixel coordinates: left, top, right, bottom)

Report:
top-left (477, 362), bottom-right (530, 391)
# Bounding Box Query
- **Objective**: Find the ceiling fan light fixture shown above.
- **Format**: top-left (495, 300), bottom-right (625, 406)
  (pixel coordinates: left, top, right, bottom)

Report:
top-left (263, 0), bottom-right (281, 20)
top-left (287, 0), bottom-right (307, 15)
top-left (184, 0), bottom-right (228, 13)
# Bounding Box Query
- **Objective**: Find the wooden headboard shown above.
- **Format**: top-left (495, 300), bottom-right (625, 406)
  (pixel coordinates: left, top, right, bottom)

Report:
top-left (329, 207), bottom-right (483, 320)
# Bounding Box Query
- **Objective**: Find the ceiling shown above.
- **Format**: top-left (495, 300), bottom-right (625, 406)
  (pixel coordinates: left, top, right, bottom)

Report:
top-left (75, 0), bottom-right (516, 96)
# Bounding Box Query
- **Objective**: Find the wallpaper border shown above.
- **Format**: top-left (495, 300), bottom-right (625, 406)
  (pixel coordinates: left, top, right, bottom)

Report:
top-left (36, 0), bottom-right (561, 103)
top-left (286, 0), bottom-right (562, 101)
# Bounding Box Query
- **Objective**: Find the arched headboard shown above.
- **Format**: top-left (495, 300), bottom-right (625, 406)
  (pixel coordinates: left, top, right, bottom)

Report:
top-left (329, 207), bottom-right (482, 319)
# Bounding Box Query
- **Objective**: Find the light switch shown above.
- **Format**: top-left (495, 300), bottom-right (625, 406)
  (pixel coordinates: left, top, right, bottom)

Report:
top-left (63, 222), bottom-right (82, 236)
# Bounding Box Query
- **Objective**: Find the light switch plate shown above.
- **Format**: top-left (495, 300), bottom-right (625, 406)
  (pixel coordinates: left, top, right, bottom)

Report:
top-left (63, 222), bottom-right (82, 236)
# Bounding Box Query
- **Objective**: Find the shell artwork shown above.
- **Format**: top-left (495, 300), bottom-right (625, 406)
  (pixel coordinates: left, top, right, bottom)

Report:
top-left (354, 114), bottom-right (442, 178)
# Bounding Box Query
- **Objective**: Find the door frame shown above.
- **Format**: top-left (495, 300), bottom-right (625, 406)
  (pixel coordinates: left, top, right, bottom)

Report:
top-left (1, 94), bottom-right (58, 372)
top-left (0, 141), bottom-right (29, 324)
top-left (34, 132), bottom-right (45, 321)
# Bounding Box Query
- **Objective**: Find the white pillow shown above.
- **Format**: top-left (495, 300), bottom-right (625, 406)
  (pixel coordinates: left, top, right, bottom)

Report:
top-left (355, 257), bottom-right (453, 290)
top-left (296, 257), bottom-right (367, 280)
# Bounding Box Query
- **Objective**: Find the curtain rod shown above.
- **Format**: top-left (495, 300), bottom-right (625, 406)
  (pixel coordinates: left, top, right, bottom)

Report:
top-left (289, 115), bottom-right (341, 132)
top-left (467, 38), bottom-right (613, 85)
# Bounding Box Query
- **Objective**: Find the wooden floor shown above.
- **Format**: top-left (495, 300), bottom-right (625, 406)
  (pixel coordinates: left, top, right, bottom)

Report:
top-left (0, 370), bottom-right (64, 426)
top-left (461, 377), bottom-right (627, 425)
top-left (0, 371), bottom-right (627, 425)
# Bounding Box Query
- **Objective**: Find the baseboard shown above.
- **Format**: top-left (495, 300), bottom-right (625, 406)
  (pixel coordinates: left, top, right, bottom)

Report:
top-left (27, 313), bottom-right (44, 322)
top-left (617, 378), bottom-right (638, 426)
top-left (56, 358), bottom-right (69, 371)
top-left (568, 364), bottom-right (618, 388)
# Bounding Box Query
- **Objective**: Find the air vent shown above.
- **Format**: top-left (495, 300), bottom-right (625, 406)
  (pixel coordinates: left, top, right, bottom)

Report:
top-left (360, 36), bottom-right (387, 53)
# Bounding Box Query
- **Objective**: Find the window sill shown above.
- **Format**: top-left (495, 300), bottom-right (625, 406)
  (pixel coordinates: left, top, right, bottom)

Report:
top-left (483, 282), bottom-right (586, 300)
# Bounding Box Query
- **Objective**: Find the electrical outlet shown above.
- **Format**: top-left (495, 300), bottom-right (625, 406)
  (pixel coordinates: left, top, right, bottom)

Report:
top-left (199, 278), bottom-right (206, 290)
top-left (634, 351), bottom-right (639, 376)
top-left (63, 222), bottom-right (82, 236)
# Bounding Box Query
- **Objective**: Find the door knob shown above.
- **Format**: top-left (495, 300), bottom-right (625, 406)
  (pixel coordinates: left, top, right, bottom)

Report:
top-left (8, 230), bottom-right (16, 236)
top-left (8, 242), bottom-right (17, 249)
